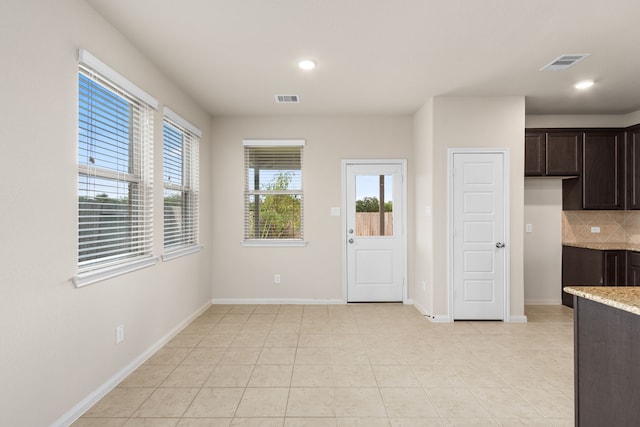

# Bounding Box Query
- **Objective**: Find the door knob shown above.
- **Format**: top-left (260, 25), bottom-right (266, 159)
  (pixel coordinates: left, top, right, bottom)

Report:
top-left (348, 238), bottom-right (354, 244)
top-left (495, 242), bottom-right (505, 248)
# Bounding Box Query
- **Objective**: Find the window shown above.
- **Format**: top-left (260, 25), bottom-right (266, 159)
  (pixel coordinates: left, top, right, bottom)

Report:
top-left (163, 108), bottom-right (201, 257)
top-left (243, 140), bottom-right (305, 244)
top-left (76, 50), bottom-right (157, 286)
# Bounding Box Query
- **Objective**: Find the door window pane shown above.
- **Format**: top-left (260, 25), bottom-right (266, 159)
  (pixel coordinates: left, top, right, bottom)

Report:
top-left (355, 175), bottom-right (393, 236)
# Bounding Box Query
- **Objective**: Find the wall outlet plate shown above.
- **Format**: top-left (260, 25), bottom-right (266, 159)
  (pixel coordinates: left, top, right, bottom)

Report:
top-left (591, 226), bottom-right (601, 233)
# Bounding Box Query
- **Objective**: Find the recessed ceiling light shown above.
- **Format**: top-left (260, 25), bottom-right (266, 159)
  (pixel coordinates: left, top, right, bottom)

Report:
top-left (298, 60), bottom-right (316, 71)
top-left (575, 80), bottom-right (594, 89)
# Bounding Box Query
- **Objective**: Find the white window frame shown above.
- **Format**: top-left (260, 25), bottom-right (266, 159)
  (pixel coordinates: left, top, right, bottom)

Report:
top-left (242, 139), bottom-right (307, 247)
top-left (161, 107), bottom-right (202, 261)
top-left (74, 49), bottom-right (158, 287)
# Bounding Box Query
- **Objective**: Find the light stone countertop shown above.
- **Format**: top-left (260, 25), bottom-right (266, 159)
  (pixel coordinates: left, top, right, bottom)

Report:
top-left (564, 286), bottom-right (640, 316)
top-left (563, 242), bottom-right (640, 252)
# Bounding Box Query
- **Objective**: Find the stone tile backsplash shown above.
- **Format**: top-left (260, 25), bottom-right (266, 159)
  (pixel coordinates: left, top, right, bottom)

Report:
top-left (562, 211), bottom-right (640, 244)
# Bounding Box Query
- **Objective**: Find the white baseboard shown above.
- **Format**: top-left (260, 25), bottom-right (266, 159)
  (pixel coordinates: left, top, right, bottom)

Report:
top-left (428, 314), bottom-right (453, 323)
top-left (524, 299), bottom-right (562, 305)
top-left (52, 301), bottom-right (211, 427)
top-left (212, 298), bottom-right (345, 305)
top-left (508, 315), bottom-right (528, 323)
top-left (412, 300), bottom-right (429, 316)
top-left (412, 300), bottom-right (453, 322)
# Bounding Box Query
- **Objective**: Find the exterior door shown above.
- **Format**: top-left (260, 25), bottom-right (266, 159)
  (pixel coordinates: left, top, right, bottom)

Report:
top-left (451, 151), bottom-right (507, 320)
top-left (345, 162), bottom-right (405, 302)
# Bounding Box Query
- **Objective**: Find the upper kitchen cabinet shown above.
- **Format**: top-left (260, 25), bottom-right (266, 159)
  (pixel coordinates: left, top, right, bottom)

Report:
top-left (525, 130), bottom-right (580, 177)
top-left (563, 130), bottom-right (625, 210)
top-left (626, 125), bottom-right (640, 210)
top-left (524, 132), bottom-right (545, 176)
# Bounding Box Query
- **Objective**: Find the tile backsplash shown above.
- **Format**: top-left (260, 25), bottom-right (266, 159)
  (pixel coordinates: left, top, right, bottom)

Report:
top-left (562, 211), bottom-right (640, 244)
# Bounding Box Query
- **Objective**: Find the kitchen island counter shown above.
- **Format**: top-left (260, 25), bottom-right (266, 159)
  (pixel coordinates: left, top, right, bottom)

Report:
top-left (564, 286), bottom-right (640, 427)
top-left (564, 286), bottom-right (640, 315)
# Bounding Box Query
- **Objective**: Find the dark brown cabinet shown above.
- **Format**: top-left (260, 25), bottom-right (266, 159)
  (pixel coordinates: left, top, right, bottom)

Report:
top-left (582, 131), bottom-right (625, 209)
top-left (524, 132), bottom-right (545, 176)
top-left (627, 251), bottom-right (640, 285)
top-left (547, 132), bottom-right (581, 175)
top-left (562, 245), bottom-right (630, 307)
top-left (626, 125), bottom-right (640, 209)
top-left (525, 131), bottom-right (580, 176)
top-left (603, 250), bottom-right (627, 286)
top-left (562, 130), bottom-right (625, 210)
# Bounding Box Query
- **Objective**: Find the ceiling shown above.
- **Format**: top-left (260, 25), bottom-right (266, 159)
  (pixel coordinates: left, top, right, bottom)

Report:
top-left (86, 0), bottom-right (640, 117)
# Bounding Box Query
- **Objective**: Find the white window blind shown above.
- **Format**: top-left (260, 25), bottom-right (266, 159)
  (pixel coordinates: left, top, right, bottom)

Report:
top-left (163, 109), bottom-right (200, 253)
top-left (77, 61), bottom-right (155, 284)
top-left (243, 140), bottom-right (304, 241)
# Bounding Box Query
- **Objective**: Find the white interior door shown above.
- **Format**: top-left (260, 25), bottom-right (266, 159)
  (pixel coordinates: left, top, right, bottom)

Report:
top-left (345, 162), bottom-right (405, 302)
top-left (451, 151), bottom-right (507, 320)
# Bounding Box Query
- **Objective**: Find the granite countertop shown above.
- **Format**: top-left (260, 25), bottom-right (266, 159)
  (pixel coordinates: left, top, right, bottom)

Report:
top-left (563, 242), bottom-right (640, 252)
top-left (564, 286), bottom-right (640, 316)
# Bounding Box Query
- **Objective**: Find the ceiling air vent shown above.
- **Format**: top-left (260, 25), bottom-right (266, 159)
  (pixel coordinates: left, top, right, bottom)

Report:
top-left (540, 54), bottom-right (590, 71)
top-left (275, 95), bottom-right (300, 103)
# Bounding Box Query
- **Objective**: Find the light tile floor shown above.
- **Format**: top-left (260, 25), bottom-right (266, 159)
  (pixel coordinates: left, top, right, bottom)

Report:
top-left (73, 304), bottom-right (574, 427)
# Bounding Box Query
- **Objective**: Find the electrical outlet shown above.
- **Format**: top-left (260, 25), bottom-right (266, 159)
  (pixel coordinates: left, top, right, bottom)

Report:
top-left (526, 224), bottom-right (533, 233)
top-left (116, 325), bottom-right (125, 344)
top-left (274, 274), bottom-right (281, 284)
top-left (591, 226), bottom-right (601, 233)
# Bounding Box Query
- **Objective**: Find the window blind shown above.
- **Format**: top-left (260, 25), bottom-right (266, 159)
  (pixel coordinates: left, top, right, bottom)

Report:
top-left (77, 65), bottom-right (154, 278)
top-left (163, 112), bottom-right (200, 252)
top-left (243, 140), bottom-right (304, 240)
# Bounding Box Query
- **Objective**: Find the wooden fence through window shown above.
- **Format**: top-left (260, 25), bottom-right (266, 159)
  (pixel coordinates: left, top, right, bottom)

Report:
top-left (356, 212), bottom-right (394, 236)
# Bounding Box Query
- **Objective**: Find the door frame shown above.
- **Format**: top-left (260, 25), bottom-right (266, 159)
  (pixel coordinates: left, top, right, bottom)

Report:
top-left (341, 159), bottom-right (408, 303)
top-left (447, 148), bottom-right (511, 321)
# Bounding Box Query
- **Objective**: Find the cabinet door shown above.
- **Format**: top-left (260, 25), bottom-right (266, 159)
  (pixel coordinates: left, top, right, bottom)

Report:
top-left (582, 131), bottom-right (625, 209)
top-left (627, 251), bottom-right (640, 286)
top-left (562, 246), bottom-right (603, 307)
top-left (525, 132), bottom-right (545, 176)
top-left (546, 132), bottom-right (581, 175)
top-left (603, 250), bottom-right (626, 286)
top-left (627, 126), bottom-right (640, 209)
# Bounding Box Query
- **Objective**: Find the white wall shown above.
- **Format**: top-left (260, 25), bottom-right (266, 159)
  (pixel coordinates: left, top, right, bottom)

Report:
top-left (414, 97), bottom-right (526, 320)
top-left (210, 116), bottom-right (413, 302)
top-left (524, 179), bottom-right (563, 304)
top-left (526, 110), bottom-right (640, 128)
top-left (0, 1), bottom-right (212, 425)
top-left (411, 100), bottom-right (435, 315)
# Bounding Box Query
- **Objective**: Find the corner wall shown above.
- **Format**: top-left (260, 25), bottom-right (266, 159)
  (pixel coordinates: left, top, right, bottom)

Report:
top-left (411, 100), bottom-right (435, 315)
top-left (524, 179), bottom-right (563, 304)
top-left (0, 1), bottom-right (212, 425)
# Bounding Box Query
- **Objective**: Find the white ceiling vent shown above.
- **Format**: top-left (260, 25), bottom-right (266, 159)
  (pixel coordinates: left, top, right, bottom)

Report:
top-left (540, 54), bottom-right (590, 71)
top-left (275, 95), bottom-right (300, 103)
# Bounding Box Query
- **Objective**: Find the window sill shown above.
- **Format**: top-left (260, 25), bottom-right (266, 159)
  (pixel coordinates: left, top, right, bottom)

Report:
top-left (72, 256), bottom-right (158, 288)
top-left (242, 240), bottom-right (308, 247)
top-left (162, 245), bottom-right (202, 261)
